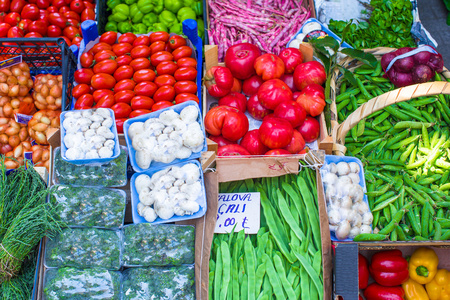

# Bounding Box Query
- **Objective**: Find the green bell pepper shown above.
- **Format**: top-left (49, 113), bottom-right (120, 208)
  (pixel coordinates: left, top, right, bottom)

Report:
top-left (129, 3), bottom-right (139, 16)
top-left (105, 21), bottom-right (118, 32)
top-left (177, 7), bottom-right (196, 22)
top-left (192, 1), bottom-right (202, 16)
top-left (164, 0), bottom-right (183, 14)
top-left (152, 0), bottom-right (164, 13)
top-left (170, 22), bottom-right (182, 34)
top-left (111, 4), bottom-right (130, 22)
top-left (107, 0), bottom-right (121, 10)
top-left (142, 13), bottom-right (158, 26)
top-left (148, 23), bottom-right (168, 32)
top-left (124, 0), bottom-right (137, 5)
top-left (132, 23), bottom-right (148, 34)
top-left (137, 0), bottom-right (154, 14)
top-left (132, 10), bottom-right (144, 23)
top-left (158, 10), bottom-right (178, 28)
top-left (118, 21), bottom-right (132, 33)
top-left (197, 18), bottom-right (204, 39)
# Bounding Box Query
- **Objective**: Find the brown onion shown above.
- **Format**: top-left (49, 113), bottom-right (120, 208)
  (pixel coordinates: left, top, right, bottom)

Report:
top-left (46, 95), bottom-right (55, 104)
top-left (8, 85), bottom-right (19, 97)
top-left (42, 149), bottom-right (49, 161)
top-left (22, 141), bottom-right (31, 150)
top-left (13, 144), bottom-right (22, 157)
top-left (32, 123), bottom-right (48, 132)
top-left (34, 132), bottom-right (46, 144)
top-left (0, 133), bottom-right (8, 144)
top-left (4, 160), bottom-right (18, 169)
top-left (8, 135), bottom-right (20, 147)
top-left (50, 85), bottom-right (62, 98)
top-left (5, 127), bottom-right (19, 136)
top-left (32, 148), bottom-right (43, 162)
top-left (19, 128), bottom-right (28, 141)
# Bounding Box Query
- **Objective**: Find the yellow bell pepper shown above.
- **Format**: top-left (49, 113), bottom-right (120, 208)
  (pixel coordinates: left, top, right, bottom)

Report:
top-left (409, 247), bottom-right (439, 284)
top-left (425, 269), bottom-right (450, 300)
top-left (402, 278), bottom-right (429, 300)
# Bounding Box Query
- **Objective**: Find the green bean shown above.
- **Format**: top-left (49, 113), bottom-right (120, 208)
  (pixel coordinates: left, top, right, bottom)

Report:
top-left (214, 244), bottom-right (223, 300)
top-left (372, 111), bottom-right (391, 126)
top-left (241, 274), bottom-right (248, 300)
top-left (273, 254), bottom-right (296, 299)
top-left (366, 184), bottom-right (391, 197)
top-left (434, 221), bottom-right (442, 240)
top-left (373, 191), bottom-right (396, 206)
top-left (243, 238), bottom-right (256, 300)
top-left (440, 230), bottom-right (450, 240)
top-left (299, 265), bottom-right (310, 300)
top-left (356, 77), bottom-right (372, 99)
top-left (297, 176), bottom-right (321, 251)
top-left (254, 263), bottom-right (265, 296)
top-left (292, 247), bottom-right (323, 299)
top-left (209, 271), bottom-right (215, 299)
top-left (263, 254), bottom-right (285, 300)
top-left (406, 157), bottom-right (427, 169)
top-left (357, 119), bottom-right (366, 137)
top-left (383, 206), bottom-right (392, 223)
top-left (220, 241), bottom-right (231, 300)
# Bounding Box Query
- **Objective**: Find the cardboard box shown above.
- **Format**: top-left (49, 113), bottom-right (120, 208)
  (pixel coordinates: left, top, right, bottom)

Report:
top-left (334, 242), bottom-right (450, 299)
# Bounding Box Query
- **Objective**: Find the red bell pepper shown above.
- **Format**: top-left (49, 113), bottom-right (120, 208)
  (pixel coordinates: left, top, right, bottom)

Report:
top-left (359, 254), bottom-right (369, 289)
top-left (369, 250), bottom-right (409, 286)
top-left (364, 283), bottom-right (405, 300)
top-left (204, 66), bottom-right (234, 98)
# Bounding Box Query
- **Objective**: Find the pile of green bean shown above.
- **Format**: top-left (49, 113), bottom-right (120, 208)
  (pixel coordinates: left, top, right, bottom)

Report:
top-left (336, 63), bottom-right (450, 241)
top-left (209, 167), bottom-right (323, 300)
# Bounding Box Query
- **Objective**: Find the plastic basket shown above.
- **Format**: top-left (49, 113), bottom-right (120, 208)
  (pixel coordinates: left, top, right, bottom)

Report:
top-left (0, 38), bottom-right (77, 111)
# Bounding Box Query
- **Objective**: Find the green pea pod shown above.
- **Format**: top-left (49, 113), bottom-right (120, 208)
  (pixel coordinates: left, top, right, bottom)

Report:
top-left (159, 10), bottom-right (178, 28)
top-left (169, 22), bottom-right (183, 35)
top-left (132, 23), bottom-right (147, 34)
top-left (164, 0), bottom-right (184, 13)
top-left (118, 21), bottom-right (132, 33)
top-left (177, 6), bottom-right (196, 22)
top-left (148, 23), bottom-right (168, 32)
top-left (137, 0), bottom-right (155, 14)
top-left (105, 21), bottom-right (118, 32)
top-left (132, 10), bottom-right (144, 23)
top-left (142, 12), bottom-right (158, 26)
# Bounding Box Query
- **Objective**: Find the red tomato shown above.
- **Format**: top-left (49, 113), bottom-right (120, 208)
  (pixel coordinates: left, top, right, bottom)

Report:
top-left (132, 35), bottom-right (150, 47)
top-left (69, 0), bottom-right (85, 14)
top-left (83, 1), bottom-right (94, 9)
top-left (168, 35), bottom-right (186, 50)
top-left (10, 0), bottom-right (26, 12)
top-left (38, 9), bottom-right (49, 24)
top-left (239, 129), bottom-right (270, 155)
top-left (153, 85), bottom-right (175, 102)
top-left (80, 52), bottom-right (94, 68)
top-left (130, 45), bottom-right (151, 59)
top-left (156, 61), bottom-right (177, 75)
top-left (18, 19), bottom-right (31, 32)
top-left (94, 94), bottom-right (114, 108)
top-left (133, 69), bottom-right (156, 83)
top-left (93, 59), bottom-right (118, 75)
top-left (111, 102), bottom-right (132, 118)
top-left (278, 48), bottom-right (303, 74)
top-left (204, 106), bottom-right (249, 141)
top-left (204, 66), bottom-right (234, 98)
top-left (21, 4), bottom-right (39, 20)
top-left (74, 94), bottom-right (94, 109)
top-left (259, 117), bottom-right (293, 149)
top-left (149, 31), bottom-right (169, 43)
top-left (225, 43), bottom-right (261, 80)
top-left (164, 42), bottom-right (172, 53)
top-left (152, 100), bottom-right (173, 111)
top-left (209, 135), bottom-right (235, 148)
top-left (295, 83), bottom-right (326, 117)
top-left (114, 79), bottom-right (135, 92)
top-left (254, 54), bottom-right (285, 81)
top-left (118, 32), bottom-right (136, 44)
top-left (150, 51), bottom-right (173, 67)
top-left (94, 50), bottom-right (116, 62)
top-left (257, 79), bottom-right (293, 110)
top-left (47, 24), bottom-right (61, 37)
top-left (47, 3), bottom-right (59, 11)
top-left (65, 18), bottom-right (79, 27)
top-left (63, 25), bottom-right (80, 40)
top-left (218, 92), bottom-right (247, 113)
top-left (134, 81), bottom-right (157, 97)
top-left (172, 46), bottom-right (192, 61)
top-left (174, 67), bottom-right (197, 81)
top-left (130, 57), bottom-right (151, 71)
top-left (7, 26), bottom-right (23, 38)
top-left (175, 93), bottom-right (199, 104)
top-left (297, 116), bottom-right (320, 143)
top-left (129, 109), bottom-right (152, 118)
top-left (48, 12), bottom-right (67, 28)
top-left (131, 95), bottom-right (154, 110)
top-left (72, 36), bottom-right (82, 47)
top-left (90, 42), bottom-right (112, 55)
top-left (114, 90), bottom-right (135, 104)
top-left (115, 55), bottom-right (132, 67)
top-left (24, 32), bottom-right (42, 39)
top-left (60, 36), bottom-right (71, 46)
top-left (177, 57), bottom-right (197, 68)
top-left (112, 42), bottom-right (132, 56)
top-left (91, 73), bottom-right (116, 90)
top-left (113, 65), bottom-right (134, 81)
top-left (115, 118), bottom-right (126, 133)
top-left (174, 81), bottom-right (197, 94)
top-left (4, 12), bottom-right (20, 27)
top-left (0, 23), bottom-right (11, 37)
top-left (28, 20), bottom-right (46, 35)
top-left (99, 31), bottom-right (117, 45)
top-left (293, 61), bottom-right (327, 90)
top-left (58, 6), bottom-right (69, 14)
top-left (74, 68), bottom-right (94, 84)
top-left (154, 74), bottom-right (175, 88)
top-left (81, 8), bottom-right (94, 21)
top-left (72, 83), bottom-right (90, 99)
top-left (149, 41), bottom-right (165, 55)
top-left (93, 89), bottom-right (113, 102)
top-left (62, 11), bottom-right (80, 22)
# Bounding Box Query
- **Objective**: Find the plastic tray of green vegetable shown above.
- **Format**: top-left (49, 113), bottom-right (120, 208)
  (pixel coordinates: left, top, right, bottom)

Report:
top-left (50, 185), bottom-right (126, 229)
top-left (122, 223), bottom-right (195, 267)
top-left (52, 146), bottom-right (128, 187)
top-left (43, 267), bottom-right (121, 300)
top-left (44, 227), bottom-right (122, 270)
top-left (121, 265), bottom-right (195, 300)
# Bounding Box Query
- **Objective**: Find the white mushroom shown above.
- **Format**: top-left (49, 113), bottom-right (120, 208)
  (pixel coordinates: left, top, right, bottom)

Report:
top-left (128, 122), bottom-right (145, 140)
top-left (179, 200), bottom-right (200, 214)
top-left (181, 163), bottom-right (200, 184)
top-left (142, 206), bottom-right (158, 222)
top-left (135, 174), bottom-right (151, 194)
top-left (349, 162), bottom-right (360, 174)
top-left (362, 212), bottom-right (374, 225)
top-left (174, 206), bottom-right (186, 216)
top-left (159, 110), bottom-right (180, 126)
top-left (322, 172), bottom-right (338, 186)
top-left (137, 202), bottom-right (146, 216)
top-left (348, 226), bottom-right (361, 239)
top-left (335, 220), bottom-right (351, 240)
top-left (85, 149), bottom-right (99, 159)
top-left (102, 117), bottom-right (113, 128)
top-left (328, 209), bottom-right (341, 225)
top-left (359, 225), bottom-right (372, 234)
top-left (97, 126), bottom-right (115, 139)
top-left (98, 146), bottom-right (113, 158)
top-left (328, 163), bottom-right (337, 174)
top-left (176, 147), bottom-right (192, 159)
top-left (336, 162), bottom-right (351, 176)
top-left (180, 105), bottom-right (198, 123)
top-left (340, 196), bottom-right (352, 209)
top-left (348, 173), bottom-right (361, 185)
top-left (95, 108), bottom-right (111, 119)
top-left (136, 150), bottom-right (152, 169)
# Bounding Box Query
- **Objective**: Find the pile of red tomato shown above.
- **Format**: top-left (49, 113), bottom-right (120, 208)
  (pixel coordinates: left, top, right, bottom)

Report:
top-left (72, 31), bottom-right (199, 133)
top-left (0, 0), bottom-right (95, 46)
top-left (204, 43), bottom-right (327, 156)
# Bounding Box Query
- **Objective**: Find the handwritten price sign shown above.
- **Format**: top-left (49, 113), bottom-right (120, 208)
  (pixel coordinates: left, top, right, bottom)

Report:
top-left (214, 192), bottom-right (260, 234)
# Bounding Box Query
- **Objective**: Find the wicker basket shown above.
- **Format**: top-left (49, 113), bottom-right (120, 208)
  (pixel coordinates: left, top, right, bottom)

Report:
top-left (329, 46), bottom-right (450, 155)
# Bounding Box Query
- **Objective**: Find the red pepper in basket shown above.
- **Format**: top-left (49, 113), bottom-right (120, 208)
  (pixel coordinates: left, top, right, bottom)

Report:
top-left (364, 283), bottom-right (405, 300)
top-left (359, 254), bottom-right (369, 289)
top-left (370, 250), bottom-right (409, 286)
